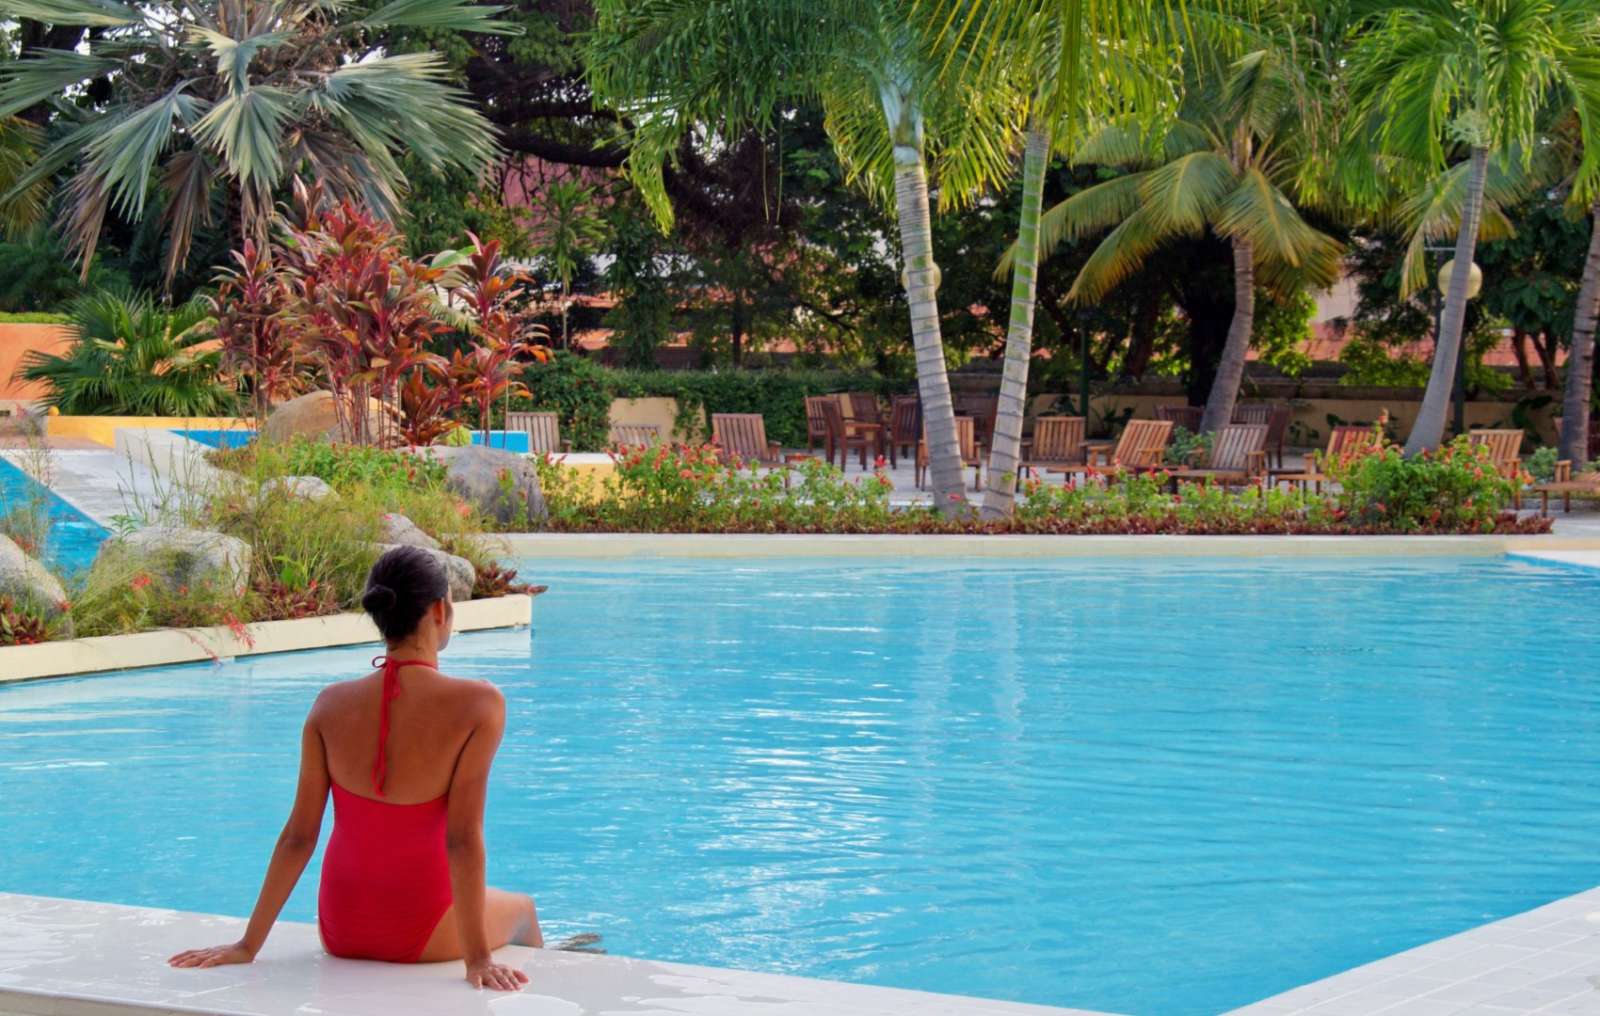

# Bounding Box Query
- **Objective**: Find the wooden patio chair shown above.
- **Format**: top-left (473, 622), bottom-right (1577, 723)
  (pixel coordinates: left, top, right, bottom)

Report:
top-left (1273, 425), bottom-right (1381, 492)
top-left (506, 411), bottom-right (565, 454)
top-left (1064, 419), bottom-right (1173, 480)
top-left (711, 413), bottom-right (783, 466)
top-left (1167, 423), bottom-right (1269, 488)
top-left (1469, 429), bottom-right (1526, 509)
top-left (1154, 405), bottom-right (1204, 433)
top-left (1019, 416), bottom-right (1085, 479)
top-left (845, 392), bottom-right (883, 427)
top-left (820, 397), bottom-right (882, 471)
top-left (916, 415), bottom-right (983, 491)
top-left (803, 396), bottom-right (833, 454)
top-left (1233, 403), bottom-right (1291, 469)
top-left (888, 396), bottom-right (921, 469)
top-left (608, 422), bottom-right (662, 448)
top-left (964, 395), bottom-right (1000, 450)
top-left (1533, 460), bottom-right (1600, 516)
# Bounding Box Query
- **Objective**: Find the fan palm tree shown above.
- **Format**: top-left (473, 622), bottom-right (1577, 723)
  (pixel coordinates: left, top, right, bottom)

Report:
top-left (20, 291), bottom-right (237, 416)
top-left (0, 0), bottom-right (514, 288)
top-left (587, 0), bottom-right (1025, 514)
top-left (1342, 0), bottom-right (1600, 455)
top-left (1017, 44), bottom-right (1342, 435)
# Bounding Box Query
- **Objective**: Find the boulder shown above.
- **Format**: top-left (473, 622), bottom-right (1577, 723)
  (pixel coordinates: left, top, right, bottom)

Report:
top-left (259, 475), bottom-right (337, 501)
top-left (262, 391), bottom-right (394, 445)
top-left (427, 446), bottom-right (546, 528)
top-left (0, 533), bottom-right (71, 631)
top-left (375, 543), bottom-right (474, 602)
top-left (378, 513), bottom-right (440, 550)
top-left (102, 527), bottom-right (251, 597)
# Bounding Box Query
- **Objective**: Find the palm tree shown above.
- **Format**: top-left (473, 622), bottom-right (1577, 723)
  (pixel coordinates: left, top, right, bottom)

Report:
top-left (0, 0), bottom-right (513, 287)
top-left (1343, 0), bottom-right (1600, 455)
top-left (1564, 201), bottom-right (1600, 463)
top-left (534, 179), bottom-right (609, 348)
top-left (586, 0), bottom-right (1023, 514)
top-left (20, 291), bottom-right (237, 416)
top-left (1016, 44), bottom-right (1341, 434)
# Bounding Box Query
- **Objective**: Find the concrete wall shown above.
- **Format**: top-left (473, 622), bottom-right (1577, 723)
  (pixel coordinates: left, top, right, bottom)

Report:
top-left (0, 323), bottom-right (73, 405)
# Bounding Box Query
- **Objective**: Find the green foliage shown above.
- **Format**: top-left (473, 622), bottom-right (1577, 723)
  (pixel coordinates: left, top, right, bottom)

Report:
top-left (600, 197), bottom-right (675, 368)
top-left (216, 438), bottom-right (448, 494)
top-left (0, 311), bottom-right (69, 323)
top-left (20, 290), bottom-right (239, 416)
top-left (1252, 289), bottom-right (1315, 378)
top-left (1163, 426), bottom-right (1211, 466)
top-left (0, 229), bottom-right (129, 312)
top-left (1325, 435), bottom-right (1520, 532)
top-left (401, 162), bottom-right (535, 261)
top-left (1338, 335), bottom-right (1433, 387)
top-left (0, 595), bottom-right (52, 646)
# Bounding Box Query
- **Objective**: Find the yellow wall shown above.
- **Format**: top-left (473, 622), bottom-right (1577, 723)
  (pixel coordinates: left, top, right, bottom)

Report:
top-left (46, 416), bottom-right (251, 447)
top-left (608, 397), bottom-right (704, 443)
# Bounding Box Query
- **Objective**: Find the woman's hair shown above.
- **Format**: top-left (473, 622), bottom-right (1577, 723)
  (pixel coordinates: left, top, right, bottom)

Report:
top-left (362, 546), bottom-right (450, 643)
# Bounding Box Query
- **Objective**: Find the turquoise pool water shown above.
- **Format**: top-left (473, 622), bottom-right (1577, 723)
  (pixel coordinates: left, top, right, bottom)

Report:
top-left (3, 556), bottom-right (1600, 1014)
top-left (172, 428), bottom-right (254, 450)
top-left (0, 457), bottom-right (105, 575)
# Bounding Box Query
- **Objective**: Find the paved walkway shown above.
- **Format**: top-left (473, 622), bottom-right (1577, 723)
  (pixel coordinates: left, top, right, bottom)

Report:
top-left (2, 448), bottom-right (164, 527)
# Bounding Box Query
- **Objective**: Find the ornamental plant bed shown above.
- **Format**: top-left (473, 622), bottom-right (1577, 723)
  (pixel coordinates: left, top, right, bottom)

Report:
top-left (534, 434), bottom-right (1552, 537)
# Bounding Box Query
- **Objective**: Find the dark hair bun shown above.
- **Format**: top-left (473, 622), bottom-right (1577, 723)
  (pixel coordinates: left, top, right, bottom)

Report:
top-left (362, 547), bottom-right (450, 643)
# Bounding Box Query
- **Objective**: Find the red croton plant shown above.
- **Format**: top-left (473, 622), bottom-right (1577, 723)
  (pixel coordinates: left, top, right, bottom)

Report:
top-left (447, 233), bottom-right (551, 446)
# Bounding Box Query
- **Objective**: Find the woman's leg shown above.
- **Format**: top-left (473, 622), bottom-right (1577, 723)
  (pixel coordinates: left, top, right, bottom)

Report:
top-left (416, 888), bottom-right (542, 962)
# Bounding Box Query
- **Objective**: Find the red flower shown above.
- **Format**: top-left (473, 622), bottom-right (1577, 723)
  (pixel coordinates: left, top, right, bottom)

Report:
top-left (130, 573), bottom-right (152, 592)
top-left (874, 455), bottom-right (887, 468)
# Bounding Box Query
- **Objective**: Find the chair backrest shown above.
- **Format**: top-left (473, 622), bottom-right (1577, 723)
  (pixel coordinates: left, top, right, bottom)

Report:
top-left (846, 392), bottom-right (881, 425)
top-left (891, 396), bottom-right (922, 443)
top-left (711, 413), bottom-right (771, 462)
top-left (925, 416), bottom-right (978, 463)
top-left (609, 423), bottom-right (662, 447)
top-left (507, 411), bottom-right (561, 454)
top-left (1112, 419), bottom-right (1173, 468)
top-left (1207, 423), bottom-right (1268, 471)
top-left (1469, 429), bottom-right (1523, 472)
top-left (1234, 403), bottom-right (1290, 444)
top-left (1155, 405), bottom-right (1204, 432)
top-left (1031, 416), bottom-right (1085, 463)
top-left (1325, 425), bottom-right (1380, 463)
top-left (818, 398), bottom-right (852, 441)
top-left (803, 396), bottom-right (833, 438)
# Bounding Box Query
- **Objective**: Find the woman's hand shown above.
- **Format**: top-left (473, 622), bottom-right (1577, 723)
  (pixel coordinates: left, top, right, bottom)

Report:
top-left (465, 957), bottom-right (529, 991)
top-left (168, 941), bottom-right (257, 969)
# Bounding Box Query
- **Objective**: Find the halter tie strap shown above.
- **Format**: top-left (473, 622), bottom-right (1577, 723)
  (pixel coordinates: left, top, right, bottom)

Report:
top-left (370, 656), bottom-right (435, 796)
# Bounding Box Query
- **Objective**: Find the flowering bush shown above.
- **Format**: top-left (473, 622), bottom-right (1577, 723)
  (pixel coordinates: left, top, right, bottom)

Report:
top-left (1325, 435), bottom-right (1521, 533)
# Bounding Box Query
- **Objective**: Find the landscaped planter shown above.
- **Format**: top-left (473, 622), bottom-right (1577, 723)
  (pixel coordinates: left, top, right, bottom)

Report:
top-left (0, 593), bottom-right (532, 684)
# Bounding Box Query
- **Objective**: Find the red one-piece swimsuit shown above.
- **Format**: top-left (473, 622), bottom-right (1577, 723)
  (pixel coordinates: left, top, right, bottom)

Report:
top-left (318, 658), bottom-right (454, 963)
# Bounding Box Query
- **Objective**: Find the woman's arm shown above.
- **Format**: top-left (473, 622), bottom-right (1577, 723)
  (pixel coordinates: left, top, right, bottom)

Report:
top-left (169, 709), bottom-right (331, 968)
top-left (444, 684), bottom-right (515, 988)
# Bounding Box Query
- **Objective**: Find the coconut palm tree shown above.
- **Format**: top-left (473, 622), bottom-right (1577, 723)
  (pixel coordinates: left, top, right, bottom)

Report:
top-left (1017, 44), bottom-right (1342, 435)
top-left (586, 0), bottom-right (1024, 514)
top-left (0, 0), bottom-right (513, 288)
top-left (1342, 0), bottom-right (1600, 455)
top-left (1564, 201), bottom-right (1600, 462)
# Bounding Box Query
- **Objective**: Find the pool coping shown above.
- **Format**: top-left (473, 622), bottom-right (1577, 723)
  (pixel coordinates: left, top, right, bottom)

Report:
top-left (0, 594), bottom-right (532, 685)
top-left (500, 531), bottom-right (1600, 559)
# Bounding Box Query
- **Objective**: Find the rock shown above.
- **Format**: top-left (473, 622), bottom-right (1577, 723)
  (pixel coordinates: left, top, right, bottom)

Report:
top-left (262, 391), bottom-right (395, 445)
top-left (259, 475), bottom-right (337, 501)
top-left (375, 543), bottom-right (474, 602)
top-left (102, 527), bottom-right (252, 597)
top-left (378, 513), bottom-right (440, 550)
top-left (0, 533), bottom-right (71, 632)
top-left (426, 446), bottom-right (546, 528)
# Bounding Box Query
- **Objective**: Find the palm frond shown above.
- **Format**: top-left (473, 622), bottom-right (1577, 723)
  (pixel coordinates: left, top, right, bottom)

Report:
top-left (193, 86), bottom-right (294, 186)
top-left (997, 170), bottom-right (1149, 276)
top-left (1138, 149), bottom-right (1235, 237)
top-left (1067, 205), bottom-right (1167, 303)
top-left (0, 49), bottom-right (119, 120)
top-left (0, 0), bottom-right (138, 26)
top-left (1215, 166), bottom-right (1342, 289)
top-left (354, 0), bottom-right (518, 35)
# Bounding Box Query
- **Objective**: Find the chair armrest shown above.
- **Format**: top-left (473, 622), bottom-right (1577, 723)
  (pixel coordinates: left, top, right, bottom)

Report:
top-left (1246, 450), bottom-right (1267, 476)
top-left (1182, 447), bottom-right (1204, 465)
top-left (1556, 460), bottom-right (1573, 483)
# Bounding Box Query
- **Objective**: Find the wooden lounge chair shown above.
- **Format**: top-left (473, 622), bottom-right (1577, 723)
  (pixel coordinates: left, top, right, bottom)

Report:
top-left (711, 413), bottom-right (783, 466)
top-left (888, 396), bottom-right (921, 468)
top-left (1155, 405), bottom-right (1203, 433)
top-left (1469, 429), bottom-right (1525, 509)
top-left (820, 397), bottom-right (882, 471)
top-left (608, 422), bottom-right (662, 448)
top-left (1533, 460), bottom-right (1600, 516)
top-left (1167, 423), bottom-right (1269, 488)
top-left (846, 392), bottom-right (883, 427)
top-left (803, 396), bottom-right (833, 453)
top-left (1233, 403), bottom-right (1291, 469)
top-left (916, 415), bottom-right (983, 491)
top-left (506, 411), bottom-right (565, 454)
top-left (1019, 416), bottom-right (1085, 478)
top-left (1063, 419), bottom-right (1173, 479)
top-left (1272, 425), bottom-right (1380, 492)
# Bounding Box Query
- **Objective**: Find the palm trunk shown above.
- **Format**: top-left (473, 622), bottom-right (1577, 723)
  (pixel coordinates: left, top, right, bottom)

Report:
top-left (882, 85), bottom-right (965, 512)
top-left (1559, 199), bottom-right (1600, 463)
top-left (1199, 235), bottom-right (1255, 433)
top-left (1404, 144), bottom-right (1490, 455)
top-left (981, 121), bottom-right (1051, 519)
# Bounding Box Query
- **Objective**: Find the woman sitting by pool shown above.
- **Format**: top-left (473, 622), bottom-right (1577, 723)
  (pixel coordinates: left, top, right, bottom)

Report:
top-left (169, 546), bottom-right (539, 991)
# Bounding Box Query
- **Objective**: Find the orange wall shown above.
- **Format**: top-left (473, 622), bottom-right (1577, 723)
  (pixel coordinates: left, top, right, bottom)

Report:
top-left (0, 323), bottom-right (74, 401)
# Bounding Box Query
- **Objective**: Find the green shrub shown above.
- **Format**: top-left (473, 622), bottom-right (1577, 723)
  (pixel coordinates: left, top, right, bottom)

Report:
top-left (1324, 434), bottom-right (1520, 532)
top-left (0, 311), bottom-right (70, 324)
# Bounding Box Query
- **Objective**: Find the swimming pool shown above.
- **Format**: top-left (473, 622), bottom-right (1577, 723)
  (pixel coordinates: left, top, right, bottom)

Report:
top-left (3, 556), bottom-right (1599, 1014)
top-left (172, 428), bottom-right (255, 450)
top-left (0, 457), bottom-right (106, 575)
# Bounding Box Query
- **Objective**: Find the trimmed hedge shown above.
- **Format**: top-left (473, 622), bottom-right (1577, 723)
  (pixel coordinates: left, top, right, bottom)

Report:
top-left (515, 352), bottom-right (907, 451)
top-left (0, 311), bottom-right (70, 324)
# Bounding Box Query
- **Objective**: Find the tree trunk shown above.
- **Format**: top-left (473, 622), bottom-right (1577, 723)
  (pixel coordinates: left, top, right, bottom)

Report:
top-left (882, 85), bottom-right (965, 512)
top-left (981, 122), bottom-right (1051, 519)
top-left (1405, 145), bottom-right (1490, 455)
top-left (1532, 331), bottom-right (1558, 390)
top-left (1122, 289), bottom-right (1161, 379)
top-left (1511, 329), bottom-right (1533, 391)
top-left (1559, 200), bottom-right (1600, 463)
top-left (1199, 235), bottom-right (1255, 433)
